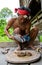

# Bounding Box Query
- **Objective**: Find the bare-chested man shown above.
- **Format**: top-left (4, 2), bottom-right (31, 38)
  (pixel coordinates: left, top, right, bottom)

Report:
top-left (5, 6), bottom-right (38, 50)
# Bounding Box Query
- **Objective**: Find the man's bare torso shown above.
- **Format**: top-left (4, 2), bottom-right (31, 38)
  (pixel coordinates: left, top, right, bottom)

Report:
top-left (12, 18), bottom-right (31, 35)
top-left (7, 17), bottom-right (31, 36)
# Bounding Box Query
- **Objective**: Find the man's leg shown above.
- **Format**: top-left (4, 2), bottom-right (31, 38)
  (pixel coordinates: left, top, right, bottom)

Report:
top-left (27, 27), bottom-right (38, 49)
top-left (14, 28), bottom-right (24, 50)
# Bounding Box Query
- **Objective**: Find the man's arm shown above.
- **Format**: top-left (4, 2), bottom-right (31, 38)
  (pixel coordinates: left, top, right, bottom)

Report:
top-left (4, 18), bottom-right (15, 40)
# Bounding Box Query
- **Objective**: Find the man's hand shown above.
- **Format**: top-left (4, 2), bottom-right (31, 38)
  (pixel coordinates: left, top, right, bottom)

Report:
top-left (8, 35), bottom-right (14, 40)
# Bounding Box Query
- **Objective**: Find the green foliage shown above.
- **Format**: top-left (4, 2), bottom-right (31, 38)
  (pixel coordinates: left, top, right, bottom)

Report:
top-left (0, 19), bottom-right (13, 42)
top-left (38, 35), bottom-right (42, 42)
top-left (0, 36), bottom-right (13, 42)
top-left (0, 7), bottom-right (13, 18)
top-left (0, 7), bottom-right (14, 42)
top-left (0, 19), bottom-right (7, 36)
top-left (9, 28), bottom-right (13, 34)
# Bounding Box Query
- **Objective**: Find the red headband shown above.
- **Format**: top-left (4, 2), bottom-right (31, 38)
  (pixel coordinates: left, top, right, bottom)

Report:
top-left (15, 8), bottom-right (30, 15)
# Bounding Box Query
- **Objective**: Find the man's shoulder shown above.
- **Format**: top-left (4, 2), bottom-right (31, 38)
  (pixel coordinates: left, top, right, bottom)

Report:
top-left (8, 17), bottom-right (17, 23)
top-left (10, 18), bottom-right (17, 21)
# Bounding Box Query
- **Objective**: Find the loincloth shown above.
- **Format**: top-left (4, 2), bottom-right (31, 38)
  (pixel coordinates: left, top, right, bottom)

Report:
top-left (14, 34), bottom-right (30, 43)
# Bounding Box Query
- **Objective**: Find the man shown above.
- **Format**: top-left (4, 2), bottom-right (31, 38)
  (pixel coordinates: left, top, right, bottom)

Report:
top-left (5, 6), bottom-right (38, 50)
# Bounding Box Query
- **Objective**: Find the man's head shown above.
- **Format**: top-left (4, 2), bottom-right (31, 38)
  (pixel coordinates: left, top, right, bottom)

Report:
top-left (15, 6), bottom-right (31, 23)
top-left (15, 6), bottom-right (31, 16)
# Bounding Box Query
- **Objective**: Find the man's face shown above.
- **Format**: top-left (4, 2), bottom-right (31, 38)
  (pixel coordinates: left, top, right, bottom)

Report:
top-left (18, 15), bottom-right (28, 23)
